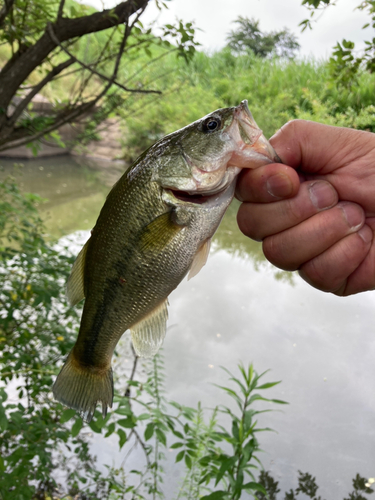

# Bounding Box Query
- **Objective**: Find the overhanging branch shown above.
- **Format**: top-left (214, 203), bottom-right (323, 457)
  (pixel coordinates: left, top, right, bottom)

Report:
top-left (46, 23), bottom-right (161, 96)
top-left (0, 0), bottom-right (16, 28)
top-left (8, 57), bottom-right (75, 127)
top-left (0, 0), bottom-right (151, 112)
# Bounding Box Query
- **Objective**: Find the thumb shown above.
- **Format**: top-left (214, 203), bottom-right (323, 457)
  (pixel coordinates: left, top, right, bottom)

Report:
top-left (270, 119), bottom-right (374, 174)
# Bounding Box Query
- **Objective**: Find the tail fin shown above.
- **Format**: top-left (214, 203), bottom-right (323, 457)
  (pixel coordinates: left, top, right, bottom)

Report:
top-left (53, 351), bottom-right (113, 422)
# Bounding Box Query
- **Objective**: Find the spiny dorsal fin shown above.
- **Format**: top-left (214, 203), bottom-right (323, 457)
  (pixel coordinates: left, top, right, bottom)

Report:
top-left (66, 240), bottom-right (89, 306)
top-left (130, 300), bottom-right (169, 358)
top-left (187, 238), bottom-right (211, 281)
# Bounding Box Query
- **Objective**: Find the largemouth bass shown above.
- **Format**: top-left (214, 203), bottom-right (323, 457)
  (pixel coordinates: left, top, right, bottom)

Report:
top-left (53, 100), bottom-right (280, 421)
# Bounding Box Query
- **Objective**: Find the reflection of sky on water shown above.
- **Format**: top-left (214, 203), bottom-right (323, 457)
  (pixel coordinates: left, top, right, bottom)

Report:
top-left (163, 247), bottom-right (375, 497)
top-left (3, 157), bottom-right (374, 498)
top-left (88, 235), bottom-right (375, 498)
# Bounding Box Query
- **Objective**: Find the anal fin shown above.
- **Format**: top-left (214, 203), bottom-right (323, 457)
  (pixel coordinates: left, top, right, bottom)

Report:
top-left (130, 300), bottom-right (168, 358)
top-left (188, 238), bottom-right (211, 281)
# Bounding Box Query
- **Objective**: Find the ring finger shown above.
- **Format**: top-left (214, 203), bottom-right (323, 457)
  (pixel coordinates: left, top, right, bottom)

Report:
top-left (262, 201), bottom-right (366, 271)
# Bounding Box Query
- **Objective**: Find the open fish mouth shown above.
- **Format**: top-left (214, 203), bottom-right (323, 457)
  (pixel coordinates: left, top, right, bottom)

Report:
top-left (169, 187), bottom-right (227, 204)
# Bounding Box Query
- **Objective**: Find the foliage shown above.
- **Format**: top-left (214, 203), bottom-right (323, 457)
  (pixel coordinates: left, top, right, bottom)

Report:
top-left (121, 49), bottom-right (375, 163)
top-left (300, 0), bottom-right (375, 89)
top-left (0, 179), bottom-right (373, 499)
top-left (226, 16), bottom-right (300, 59)
top-left (256, 470), bottom-right (374, 500)
top-left (0, 177), bottom-right (97, 499)
top-left (0, 182), bottom-right (287, 498)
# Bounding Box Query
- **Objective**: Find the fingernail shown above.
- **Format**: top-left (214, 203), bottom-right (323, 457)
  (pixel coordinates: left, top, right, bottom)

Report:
top-left (308, 181), bottom-right (336, 210)
top-left (358, 225), bottom-right (373, 244)
top-left (339, 202), bottom-right (364, 231)
top-left (266, 173), bottom-right (293, 198)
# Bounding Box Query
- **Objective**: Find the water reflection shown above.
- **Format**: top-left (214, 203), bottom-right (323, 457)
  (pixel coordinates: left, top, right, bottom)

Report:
top-left (212, 200), bottom-right (295, 285)
top-left (2, 156), bottom-right (374, 499)
top-left (0, 156), bottom-right (109, 237)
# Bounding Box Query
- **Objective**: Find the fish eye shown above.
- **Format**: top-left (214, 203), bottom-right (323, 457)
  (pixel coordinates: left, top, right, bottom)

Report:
top-left (202, 116), bottom-right (221, 133)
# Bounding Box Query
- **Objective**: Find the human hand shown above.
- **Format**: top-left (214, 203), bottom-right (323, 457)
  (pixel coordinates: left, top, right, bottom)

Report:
top-left (236, 120), bottom-right (375, 296)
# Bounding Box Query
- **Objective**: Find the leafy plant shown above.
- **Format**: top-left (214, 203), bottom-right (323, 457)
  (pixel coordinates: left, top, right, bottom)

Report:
top-left (256, 470), bottom-right (374, 500)
top-left (300, 0), bottom-right (375, 89)
top-left (0, 177), bottom-right (374, 500)
top-left (0, 180), bottom-right (287, 498)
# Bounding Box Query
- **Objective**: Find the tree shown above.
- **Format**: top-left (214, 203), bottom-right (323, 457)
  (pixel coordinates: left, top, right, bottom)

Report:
top-left (0, 0), bottom-right (197, 153)
top-left (226, 16), bottom-right (300, 59)
top-left (300, 0), bottom-right (375, 88)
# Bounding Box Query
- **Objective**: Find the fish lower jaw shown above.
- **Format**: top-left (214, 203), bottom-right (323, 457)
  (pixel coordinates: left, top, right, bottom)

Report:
top-left (168, 187), bottom-right (226, 204)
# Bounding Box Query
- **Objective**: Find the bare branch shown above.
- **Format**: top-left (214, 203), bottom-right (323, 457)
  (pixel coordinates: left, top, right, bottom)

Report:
top-left (0, 82), bottom-right (111, 151)
top-left (57, 0), bottom-right (65, 20)
top-left (9, 57), bottom-right (75, 127)
top-left (46, 23), bottom-right (161, 95)
top-left (124, 47), bottom-right (177, 85)
top-left (0, 0), bottom-right (16, 28)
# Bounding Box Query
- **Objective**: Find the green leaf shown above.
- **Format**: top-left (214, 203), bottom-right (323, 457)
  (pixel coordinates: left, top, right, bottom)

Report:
top-left (60, 408), bottom-right (76, 424)
top-left (118, 429), bottom-right (127, 449)
top-left (170, 442), bottom-right (184, 449)
top-left (0, 402), bottom-right (8, 431)
top-left (137, 412), bottom-right (150, 420)
top-left (176, 450), bottom-right (185, 463)
top-left (71, 418), bottom-right (83, 437)
top-left (215, 456), bottom-right (237, 486)
top-left (105, 422), bottom-right (115, 437)
top-left (89, 420), bottom-right (102, 433)
top-left (156, 428), bottom-right (167, 446)
top-left (118, 417), bottom-right (136, 428)
top-left (200, 491), bottom-right (227, 500)
top-left (243, 481), bottom-right (268, 495)
top-left (0, 388), bottom-right (7, 403)
top-left (145, 422), bottom-right (155, 440)
top-left (257, 381), bottom-right (281, 390)
top-left (0, 455), bottom-right (5, 471)
top-left (185, 453), bottom-right (192, 469)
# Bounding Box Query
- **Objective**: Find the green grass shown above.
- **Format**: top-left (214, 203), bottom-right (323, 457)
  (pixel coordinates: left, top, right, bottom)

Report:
top-left (119, 48), bottom-right (375, 162)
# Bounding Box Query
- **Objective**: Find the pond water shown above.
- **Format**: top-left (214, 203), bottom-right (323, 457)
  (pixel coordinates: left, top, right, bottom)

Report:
top-left (1, 155), bottom-right (374, 498)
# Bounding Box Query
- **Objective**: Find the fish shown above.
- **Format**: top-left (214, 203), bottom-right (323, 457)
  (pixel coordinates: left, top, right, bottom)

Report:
top-left (52, 100), bottom-right (280, 421)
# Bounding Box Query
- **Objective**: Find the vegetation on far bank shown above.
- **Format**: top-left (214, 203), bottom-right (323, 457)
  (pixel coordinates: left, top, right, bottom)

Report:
top-left (117, 47), bottom-right (375, 163)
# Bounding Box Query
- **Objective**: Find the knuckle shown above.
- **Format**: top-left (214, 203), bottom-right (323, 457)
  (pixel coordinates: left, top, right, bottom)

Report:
top-left (237, 205), bottom-right (264, 241)
top-left (300, 259), bottom-right (331, 291)
top-left (263, 234), bottom-right (299, 271)
top-left (279, 119), bottom-right (304, 136)
top-left (284, 197), bottom-right (305, 223)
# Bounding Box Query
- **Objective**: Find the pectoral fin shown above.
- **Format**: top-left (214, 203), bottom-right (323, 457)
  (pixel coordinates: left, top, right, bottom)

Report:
top-left (188, 238), bottom-right (211, 281)
top-left (66, 240), bottom-right (89, 306)
top-left (140, 211), bottom-right (183, 253)
top-left (130, 300), bottom-right (169, 358)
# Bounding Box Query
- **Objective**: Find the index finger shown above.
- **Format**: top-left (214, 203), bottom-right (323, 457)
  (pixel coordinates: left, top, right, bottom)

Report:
top-left (236, 162), bottom-right (300, 203)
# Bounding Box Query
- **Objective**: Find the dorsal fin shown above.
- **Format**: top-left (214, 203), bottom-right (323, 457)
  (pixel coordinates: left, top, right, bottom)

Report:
top-left (130, 300), bottom-right (169, 358)
top-left (66, 240), bottom-right (89, 306)
top-left (187, 238), bottom-right (211, 281)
